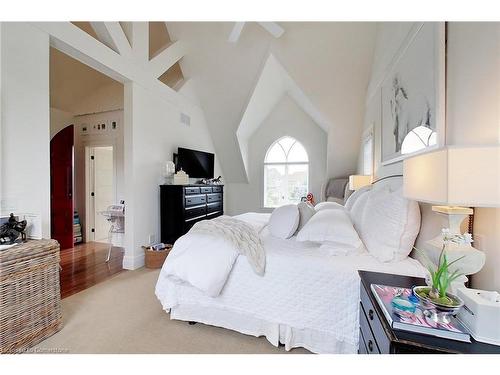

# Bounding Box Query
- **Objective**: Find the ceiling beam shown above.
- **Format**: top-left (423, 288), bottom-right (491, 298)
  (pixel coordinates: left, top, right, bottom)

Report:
top-left (228, 22), bottom-right (246, 43)
top-left (130, 22), bottom-right (149, 64)
top-left (101, 22), bottom-right (133, 58)
top-left (89, 22), bottom-right (119, 53)
top-left (30, 22), bottom-right (195, 111)
top-left (148, 40), bottom-right (186, 78)
top-left (257, 22), bottom-right (285, 38)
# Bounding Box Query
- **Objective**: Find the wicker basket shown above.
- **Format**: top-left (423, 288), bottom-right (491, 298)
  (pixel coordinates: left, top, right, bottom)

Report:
top-left (0, 239), bottom-right (62, 354)
top-left (144, 245), bottom-right (172, 269)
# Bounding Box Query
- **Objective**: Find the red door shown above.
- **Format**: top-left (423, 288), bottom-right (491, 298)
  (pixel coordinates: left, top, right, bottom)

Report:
top-left (50, 125), bottom-right (74, 249)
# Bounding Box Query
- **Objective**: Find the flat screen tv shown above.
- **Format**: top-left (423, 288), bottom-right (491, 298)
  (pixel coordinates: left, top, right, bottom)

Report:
top-left (176, 147), bottom-right (215, 179)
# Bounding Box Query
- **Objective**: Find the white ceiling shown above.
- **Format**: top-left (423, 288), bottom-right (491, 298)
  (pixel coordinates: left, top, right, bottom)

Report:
top-left (50, 47), bottom-right (119, 113)
top-left (236, 53), bottom-right (330, 178)
top-left (167, 22), bottom-right (378, 183)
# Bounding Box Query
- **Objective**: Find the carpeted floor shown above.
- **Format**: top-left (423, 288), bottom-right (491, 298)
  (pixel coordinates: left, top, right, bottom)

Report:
top-left (35, 268), bottom-right (309, 354)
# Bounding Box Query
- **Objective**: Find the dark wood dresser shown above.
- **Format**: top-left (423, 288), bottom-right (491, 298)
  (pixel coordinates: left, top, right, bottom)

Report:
top-left (160, 184), bottom-right (224, 244)
top-left (358, 271), bottom-right (500, 354)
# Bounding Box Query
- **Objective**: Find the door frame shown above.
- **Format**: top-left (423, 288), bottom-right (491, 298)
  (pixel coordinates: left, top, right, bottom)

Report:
top-left (84, 143), bottom-right (117, 243)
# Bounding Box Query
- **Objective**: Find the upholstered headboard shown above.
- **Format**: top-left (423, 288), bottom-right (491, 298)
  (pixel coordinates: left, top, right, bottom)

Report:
top-left (322, 177), bottom-right (353, 204)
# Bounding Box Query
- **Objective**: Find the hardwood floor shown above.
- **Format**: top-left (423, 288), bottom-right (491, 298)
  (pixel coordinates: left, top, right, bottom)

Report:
top-left (59, 241), bottom-right (125, 299)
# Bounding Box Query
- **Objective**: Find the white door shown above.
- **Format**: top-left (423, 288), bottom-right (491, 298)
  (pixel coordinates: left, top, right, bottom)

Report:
top-left (89, 146), bottom-right (114, 242)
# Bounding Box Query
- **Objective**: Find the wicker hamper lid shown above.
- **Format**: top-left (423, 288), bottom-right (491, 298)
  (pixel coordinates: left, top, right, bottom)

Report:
top-left (0, 239), bottom-right (60, 264)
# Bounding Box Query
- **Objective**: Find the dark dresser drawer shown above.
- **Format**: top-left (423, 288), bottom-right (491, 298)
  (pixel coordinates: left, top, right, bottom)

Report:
top-left (359, 302), bottom-right (380, 354)
top-left (207, 193), bottom-right (222, 203)
top-left (185, 205), bottom-right (207, 220)
top-left (185, 195), bottom-right (206, 206)
top-left (212, 186), bottom-right (222, 193)
top-left (207, 202), bottom-right (222, 214)
top-left (360, 282), bottom-right (390, 353)
top-left (200, 186), bottom-right (212, 194)
top-left (184, 187), bottom-right (200, 195)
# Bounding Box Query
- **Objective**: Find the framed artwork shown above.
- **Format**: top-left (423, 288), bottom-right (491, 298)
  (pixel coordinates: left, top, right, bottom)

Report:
top-left (381, 23), bottom-right (445, 165)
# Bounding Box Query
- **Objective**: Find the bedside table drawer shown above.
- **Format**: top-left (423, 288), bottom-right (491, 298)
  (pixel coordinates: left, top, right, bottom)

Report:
top-left (360, 283), bottom-right (390, 353)
top-left (359, 302), bottom-right (380, 354)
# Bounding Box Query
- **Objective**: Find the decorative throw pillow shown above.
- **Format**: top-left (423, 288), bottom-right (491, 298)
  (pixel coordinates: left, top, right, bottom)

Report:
top-left (268, 204), bottom-right (300, 239)
top-left (349, 189), bottom-right (371, 236)
top-left (314, 201), bottom-right (344, 212)
top-left (360, 187), bottom-right (421, 262)
top-left (296, 202), bottom-right (316, 232)
top-left (296, 209), bottom-right (362, 248)
top-left (344, 185), bottom-right (372, 212)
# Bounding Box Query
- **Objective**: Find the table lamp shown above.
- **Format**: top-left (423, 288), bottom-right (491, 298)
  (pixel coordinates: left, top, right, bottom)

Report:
top-left (349, 175), bottom-right (372, 191)
top-left (403, 145), bottom-right (499, 275)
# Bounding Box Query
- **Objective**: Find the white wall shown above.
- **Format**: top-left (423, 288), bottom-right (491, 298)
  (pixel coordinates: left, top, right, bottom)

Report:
top-left (358, 22), bottom-right (500, 291)
top-left (0, 23), bottom-right (50, 238)
top-left (123, 81), bottom-right (223, 269)
top-left (50, 107), bottom-right (74, 139)
top-left (226, 95), bottom-right (327, 215)
top-left (446, 23), bottom-right (500, 291)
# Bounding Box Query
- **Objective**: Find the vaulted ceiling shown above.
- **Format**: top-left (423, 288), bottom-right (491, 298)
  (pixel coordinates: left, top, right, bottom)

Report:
top-left (167, 22), bottom-right (377, 183)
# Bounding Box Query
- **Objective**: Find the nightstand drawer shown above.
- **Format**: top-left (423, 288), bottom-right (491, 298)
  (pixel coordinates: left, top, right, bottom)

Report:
top-left (360, 282), bottom-right (390, 353)
top-left (358, 329), bottom-right (368, 354)
top-left (359, 302), bottom-right (380, 354)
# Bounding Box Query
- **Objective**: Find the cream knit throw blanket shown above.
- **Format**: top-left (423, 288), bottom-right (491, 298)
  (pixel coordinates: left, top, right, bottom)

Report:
top-left (190, 216), bottom-right (266, 275)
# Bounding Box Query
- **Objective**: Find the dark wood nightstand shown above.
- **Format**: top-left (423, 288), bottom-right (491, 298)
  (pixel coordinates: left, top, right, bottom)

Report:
top-left (358, 271), bottom-right (500, 354)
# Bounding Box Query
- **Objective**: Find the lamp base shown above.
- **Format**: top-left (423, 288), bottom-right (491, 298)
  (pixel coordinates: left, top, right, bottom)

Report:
top-left (424, 236), bottom-right (485, 276)
top-left (431, 206), bottom-right (473, 235)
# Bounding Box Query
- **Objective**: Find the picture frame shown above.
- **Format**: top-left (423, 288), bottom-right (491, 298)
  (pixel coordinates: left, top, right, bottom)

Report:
top-left (380, 22), bottom-right (445, 165)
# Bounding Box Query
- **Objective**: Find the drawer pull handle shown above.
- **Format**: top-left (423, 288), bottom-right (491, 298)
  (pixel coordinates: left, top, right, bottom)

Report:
top-left (368, 309), bottom-right (374, 320)
top-left (368, 340), bottom-right (374, 352)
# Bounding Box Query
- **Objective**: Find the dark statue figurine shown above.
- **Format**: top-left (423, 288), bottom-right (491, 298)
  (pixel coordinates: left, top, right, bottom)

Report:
top-left (0, 213), bottom-right (27, 244)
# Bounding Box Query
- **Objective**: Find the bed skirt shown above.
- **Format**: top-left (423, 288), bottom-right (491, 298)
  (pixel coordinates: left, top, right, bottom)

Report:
top-left (169, 304), bottom-right (357, 354)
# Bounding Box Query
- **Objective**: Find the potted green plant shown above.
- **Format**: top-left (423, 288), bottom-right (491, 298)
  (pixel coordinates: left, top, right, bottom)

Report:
top-left (412, 229), bottom-right (471, 323)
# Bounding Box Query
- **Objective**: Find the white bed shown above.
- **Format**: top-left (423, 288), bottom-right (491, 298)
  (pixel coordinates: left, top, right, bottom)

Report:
top-left (155, 177), bottom-right (428, 354)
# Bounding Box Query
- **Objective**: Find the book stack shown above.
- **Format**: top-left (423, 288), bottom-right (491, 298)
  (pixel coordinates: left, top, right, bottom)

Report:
top-left (73, 211), bottom-right (83, 244)
top-left (371, 284), bottom-right (471, 342)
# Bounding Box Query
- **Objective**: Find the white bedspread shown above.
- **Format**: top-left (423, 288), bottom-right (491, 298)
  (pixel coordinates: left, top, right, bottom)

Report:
top-left (155, 213), bottom-right (427, 353)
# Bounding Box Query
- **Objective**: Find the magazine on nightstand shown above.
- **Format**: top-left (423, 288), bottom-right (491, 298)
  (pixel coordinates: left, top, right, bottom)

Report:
top-left (370, 284), bottom-right (471, 343)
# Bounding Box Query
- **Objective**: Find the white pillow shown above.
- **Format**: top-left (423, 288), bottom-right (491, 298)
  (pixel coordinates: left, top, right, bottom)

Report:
top-left (360, 187), bottom-right (421, 262)
top-left (297, 202), bottom-right (315, 231)
top-left (349, 190), bottom-right (371, 235)
top-left (345, 185), bottom-right (372, 212)
top-left (296, 209), bottom-right (363, 248)
top-left (314, 201), bottom-right (344, 212)
top-left (269, 204), bottom-right (300, 239)
top-left (319, 241), bottom-right (365, 256)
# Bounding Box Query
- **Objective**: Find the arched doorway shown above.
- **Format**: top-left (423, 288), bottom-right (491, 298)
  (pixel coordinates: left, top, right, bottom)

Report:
top-left (50, 125), bottom-right (74, 249)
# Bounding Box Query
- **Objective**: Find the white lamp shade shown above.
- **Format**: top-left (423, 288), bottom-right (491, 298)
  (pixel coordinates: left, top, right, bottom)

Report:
top-left (403, 146), bottom-right (500, 207)
top-left (349, 175), bottom-right (372, 190)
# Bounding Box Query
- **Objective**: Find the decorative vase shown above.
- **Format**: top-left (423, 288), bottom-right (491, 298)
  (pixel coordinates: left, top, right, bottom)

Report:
top-left (413, 286), bottom-right (464, 324)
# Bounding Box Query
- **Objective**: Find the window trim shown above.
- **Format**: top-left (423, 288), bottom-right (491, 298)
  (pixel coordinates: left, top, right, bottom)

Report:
top-left (262, 137), bottom-right (309, 209)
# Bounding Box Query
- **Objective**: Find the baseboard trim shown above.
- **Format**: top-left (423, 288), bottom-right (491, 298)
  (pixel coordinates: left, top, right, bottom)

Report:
top-left (122, 252), bottom-right (145, 270)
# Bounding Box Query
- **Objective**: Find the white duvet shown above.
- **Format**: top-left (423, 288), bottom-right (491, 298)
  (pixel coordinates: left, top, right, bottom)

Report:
top-left (160, 213), bottom-right (267, 297)
top-left (155, 212), bottom-right (427, 353)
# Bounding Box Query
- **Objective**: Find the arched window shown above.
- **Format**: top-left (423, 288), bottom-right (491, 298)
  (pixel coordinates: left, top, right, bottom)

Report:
top-left (401, 125), bottom-right (437, 155)
top-left (264, 136), bottom-right (309, 208)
